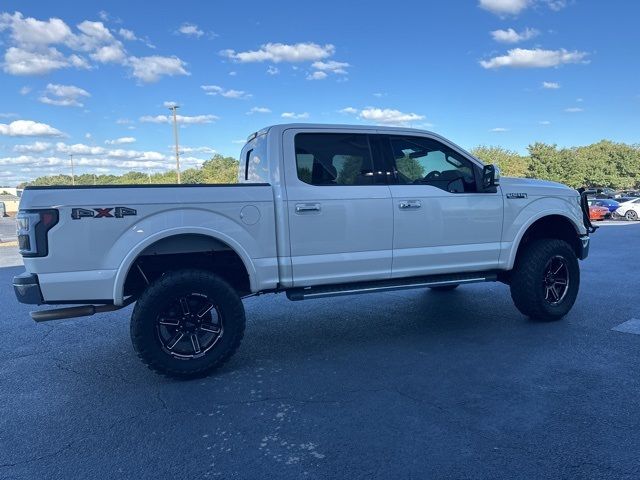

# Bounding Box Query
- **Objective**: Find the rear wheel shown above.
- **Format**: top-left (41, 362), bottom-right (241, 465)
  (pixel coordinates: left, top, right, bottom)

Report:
top-left (428, 284), bottom-right (459, 292)
top-left (130, 269), bottom-right (245, 378)
top-left (510, 239), bottom-right (579, 321)
top-left (625, 210), bottom-right (638, 221)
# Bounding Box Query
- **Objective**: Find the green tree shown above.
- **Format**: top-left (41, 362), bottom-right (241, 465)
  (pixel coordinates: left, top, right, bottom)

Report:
top-left (471, 146), bottom-right (530, 178)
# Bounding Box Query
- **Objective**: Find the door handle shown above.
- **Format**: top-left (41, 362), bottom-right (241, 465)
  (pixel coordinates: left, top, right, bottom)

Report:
top-left (399, 200), bottom-right (421, 210)
top-left (295, 203), bottom-right (321, 213)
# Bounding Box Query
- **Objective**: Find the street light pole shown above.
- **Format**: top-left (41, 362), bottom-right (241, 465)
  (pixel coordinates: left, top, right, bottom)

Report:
top-left (70, 154), bottom-right (75, 186)
top-left (168, 105), bottom-right (181, 184)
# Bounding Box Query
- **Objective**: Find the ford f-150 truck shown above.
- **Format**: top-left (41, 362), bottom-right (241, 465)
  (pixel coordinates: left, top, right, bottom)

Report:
top-left (13, 124), bottom-right (594, 378)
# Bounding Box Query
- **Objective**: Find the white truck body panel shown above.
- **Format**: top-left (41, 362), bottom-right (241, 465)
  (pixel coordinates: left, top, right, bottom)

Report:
top-left (16, 123), bottom-right (588, 306)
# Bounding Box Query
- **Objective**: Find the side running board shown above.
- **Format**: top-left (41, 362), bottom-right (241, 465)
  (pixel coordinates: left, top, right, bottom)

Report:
top-left (286, 271), bottom-right (498, 301)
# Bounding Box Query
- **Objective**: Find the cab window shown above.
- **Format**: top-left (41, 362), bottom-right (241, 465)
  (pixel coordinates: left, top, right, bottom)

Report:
top-left (388, 136), bottom-right (477, 193)
top-left (294, 133), bottom-right (377, 186)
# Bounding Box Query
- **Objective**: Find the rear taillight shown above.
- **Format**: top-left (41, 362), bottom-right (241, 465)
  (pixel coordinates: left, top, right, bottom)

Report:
top-left (16, 209), bottom-right (59, 257)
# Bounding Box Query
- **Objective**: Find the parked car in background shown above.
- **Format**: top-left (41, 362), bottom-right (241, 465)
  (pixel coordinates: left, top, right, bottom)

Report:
top-left (615, 190), bottom-right (640, 199)
top-left (588, 187), bottom-right (616, 199)
top-left (589, 204), bottom-right (610, 221)
top-left (588, 199), bottom-right (620, 213)
top-left (615, 198), bottom-right (640, 221)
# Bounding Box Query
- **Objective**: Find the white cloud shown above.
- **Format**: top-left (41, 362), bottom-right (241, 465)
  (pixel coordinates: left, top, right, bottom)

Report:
top-left (0, 112), bottom-right (17, 118)
top-left (105, 136), bottom-right (136, 145)
top-left (539, 120), bottom-right (551, 125)
top-left (19, 86), bottom-right (31, 95)
top-left (341, 107), bottom-right (425, 126)
top-left (228, 71), bottom-right (237, 76)
top-left (247, 107), bottom-right (271, 115)
top-left (490, 27), bottom-right (539, 43)
top-left (179, 146), bottom-right (216, 154)
top-left (565, 107), bottom-right (584, 112)
top-left (200, 85), bottom-right (251, 99)
top-left (281, 112), bottom-right (309, 120)
top-left (0, 120), bottom-right (64, 137)
top-left (127, 55), bottom-right (189, 83)
top-left (38, 83), bottom-right (90, 107)
top-left (118, 28), bottom-right (137, 41)
top-left (479, 0), bottom-right (568, 15)
top-left (176, 23), bottom-right (204, 37)
top-left (306, 71), bottom-right (328, 80)
top-left (221, 42), bottom-right (335, 63)
top-left (480, 48), bottom-right (588, 69)
top-left (90, 43), bottom-right (126, 63)
top-left (116, 118), bottom-right (133, 125)
top-left (311, 60), bottom-right (349, 74)
top-left (0, 12), bottom-right (72, 46)
top-left (163, 101), bottom-right (178, 108)
top-left (13, 141), bottom-right (51, 153)
top-left (542, 81), bottom-right (560, 89)
top-left (479, 0), bottom-right (531, 15)
top-left (55, 142), bottom-right (106, 155)
top-left (3, 46), bottom-right (86, 75)
top-left (373, 92), bottom-right (386, 98)
top-left (490, 127), bottom-right (509, 132)
top-left (266, 66), bottom-right (279, 75)
top-left (139, 114), bottom-right (218, 124)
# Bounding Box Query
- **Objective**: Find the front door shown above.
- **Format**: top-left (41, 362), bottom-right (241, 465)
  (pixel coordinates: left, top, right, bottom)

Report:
top-left (382, 134), bottom-right (504, 277)
top-left (283, 129), bottom-right (393, 287)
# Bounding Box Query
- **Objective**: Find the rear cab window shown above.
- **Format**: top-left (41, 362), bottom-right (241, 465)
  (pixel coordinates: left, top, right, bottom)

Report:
top-left (294, 133), bottom-right (386, 186)
top-left (239, 132), bottom-right (269, 183)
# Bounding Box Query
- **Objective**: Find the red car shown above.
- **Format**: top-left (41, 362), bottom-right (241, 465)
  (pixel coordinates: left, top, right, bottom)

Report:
top-left (589, 205), bottom-right (610, 221)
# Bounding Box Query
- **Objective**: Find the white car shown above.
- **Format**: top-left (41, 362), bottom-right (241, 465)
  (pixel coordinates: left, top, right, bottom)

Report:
top-left (13, 123), bottom-right (594, 378)
top-left (615, 198), bottom-right (640, 220)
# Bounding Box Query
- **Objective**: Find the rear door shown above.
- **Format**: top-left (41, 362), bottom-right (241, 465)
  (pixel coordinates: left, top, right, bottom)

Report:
top-left (382, 133), bottom-right (504, 277)
top-left (283, 129), bottom-right (393, 286)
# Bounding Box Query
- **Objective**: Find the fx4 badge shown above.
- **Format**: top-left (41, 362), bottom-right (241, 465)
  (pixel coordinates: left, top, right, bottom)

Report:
top-left (506, 193), bottom-right (528, 199)
top-left (71, 207), bottom-right (137, 220)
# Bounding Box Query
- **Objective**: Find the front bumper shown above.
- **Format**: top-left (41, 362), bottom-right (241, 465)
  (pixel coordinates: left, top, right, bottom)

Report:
top-left (577, 235), bottom-right (590, 260)
top-left (13, 272), bottom-right (43, 305)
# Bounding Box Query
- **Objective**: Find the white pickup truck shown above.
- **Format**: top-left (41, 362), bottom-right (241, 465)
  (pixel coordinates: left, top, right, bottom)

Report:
top-left (13, 124), bottom-right (594, 378)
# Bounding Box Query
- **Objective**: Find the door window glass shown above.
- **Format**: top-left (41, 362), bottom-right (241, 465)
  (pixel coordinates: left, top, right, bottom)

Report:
top-left (389, 136), bottom-right (476, 193)
top-left (295, 133), bottom-right (376, 186)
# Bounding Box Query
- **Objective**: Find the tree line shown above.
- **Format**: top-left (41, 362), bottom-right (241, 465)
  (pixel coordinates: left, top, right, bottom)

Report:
top-left (19, 141), bottom-right (640, 189)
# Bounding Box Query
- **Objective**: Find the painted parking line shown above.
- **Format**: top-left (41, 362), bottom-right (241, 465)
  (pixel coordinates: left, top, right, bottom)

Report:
top-left (612, 318), bottom-right (640, 335)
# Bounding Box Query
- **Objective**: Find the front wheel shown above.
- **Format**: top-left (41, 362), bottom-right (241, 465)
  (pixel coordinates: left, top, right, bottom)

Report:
top-left (130, 269), bottom-right (246, 378)
top-left (510, 239), bottom-right (580, 321)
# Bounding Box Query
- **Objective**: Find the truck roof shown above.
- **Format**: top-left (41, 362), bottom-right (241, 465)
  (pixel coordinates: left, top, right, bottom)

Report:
top-left (261, 123), bottom-right (436, 136)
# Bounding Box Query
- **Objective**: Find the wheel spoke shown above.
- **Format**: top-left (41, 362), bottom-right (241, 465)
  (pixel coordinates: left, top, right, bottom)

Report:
top-left (551, 285), bottom-right (560, 301)
top-left (179, 297), bottom-right (191, 315)
top-left (554, 279), bottom-right (568, 286)
top-left (159, 317), bottom-right (180, 326)
top-left (167, 332), bottom-right (184, 350)
top-left (200, 323), bottom-right (221, 334)
top-left (197, 302), bottom-right (215, 318)
top-left (552, 262), bottom-right (565, 275)
top-left (190, 334), bottom-right (201, 354)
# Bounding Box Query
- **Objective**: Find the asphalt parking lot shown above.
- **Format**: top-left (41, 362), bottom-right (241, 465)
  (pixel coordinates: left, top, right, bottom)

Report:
top-left (1, 222), bottom-right (639, 480)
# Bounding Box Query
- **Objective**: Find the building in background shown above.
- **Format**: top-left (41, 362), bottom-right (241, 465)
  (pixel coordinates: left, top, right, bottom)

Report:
top-left (0, 192), bottom-right (20, 215)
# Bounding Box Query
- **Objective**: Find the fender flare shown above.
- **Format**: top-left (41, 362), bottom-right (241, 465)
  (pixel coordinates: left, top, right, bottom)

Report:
top-left (112, 226), bottom-right (257, 305)
top-left (506, 210), bottom-right (581, 270)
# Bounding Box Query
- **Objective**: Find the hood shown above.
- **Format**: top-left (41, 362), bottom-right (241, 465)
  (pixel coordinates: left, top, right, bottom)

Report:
top-left (500, 177), bottom-right (577, 197)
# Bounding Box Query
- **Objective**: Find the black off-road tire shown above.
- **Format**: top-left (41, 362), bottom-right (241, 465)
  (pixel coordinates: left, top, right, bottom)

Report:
top-left (428, 284), bottom-right (459, 292)
top-left (510, 239), bottom-right (580, 322)
top-left (130, 269), bottom-right (245, 379)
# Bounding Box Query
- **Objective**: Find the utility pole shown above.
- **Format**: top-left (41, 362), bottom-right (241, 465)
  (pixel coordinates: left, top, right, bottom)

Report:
top-left (70, 154), bottom-right (75, 186)
top-left (168, 105), bottom-right (181, 184)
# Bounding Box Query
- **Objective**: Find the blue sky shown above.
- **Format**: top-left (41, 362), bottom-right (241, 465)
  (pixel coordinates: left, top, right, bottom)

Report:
top-left (0, 0), bottom-right (638, 186)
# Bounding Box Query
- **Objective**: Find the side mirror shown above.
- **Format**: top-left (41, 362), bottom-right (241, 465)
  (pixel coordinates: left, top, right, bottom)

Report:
top-left (482, 164), bottom-right (500, 190)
